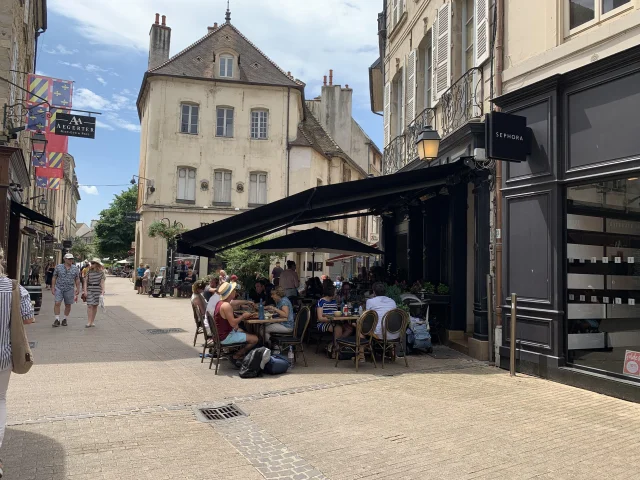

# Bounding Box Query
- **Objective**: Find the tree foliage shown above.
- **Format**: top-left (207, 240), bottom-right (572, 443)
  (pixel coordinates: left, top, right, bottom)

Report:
top-left (147, 221), bottom-right (187, 248)
top-left (69, 237), bottom-right (94, 261)
top-left (218, 238), bottom-right (282, 292)
top-left (93, 186), bottom-right (137, 260)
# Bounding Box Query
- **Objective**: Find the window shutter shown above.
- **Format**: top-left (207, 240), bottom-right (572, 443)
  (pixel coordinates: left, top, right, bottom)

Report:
top-left (177, 168), bottom-right (186, 200)
top-left (393, 0), bottom-right (399, 27)
top-left (249, 173), bottom-right (257, 204)
top-left (475, 0), bottom-right (490, 66)
top-left (435, 2), bottom-right (452, 100)
top-left (383, 81), bottom-right (391, 146)
top-left (431, 19), bottom-right (439, 105)
top-left (406, 49), bottom-right (417, 125)
top-left (259, 174), bottom-right (267, 204)
top-left (401, 0), bottom-right (406, 18)
top-left (187, 169), bottom-right (196, 201)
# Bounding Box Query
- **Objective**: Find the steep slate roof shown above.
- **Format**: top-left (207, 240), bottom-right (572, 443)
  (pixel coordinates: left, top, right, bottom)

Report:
top-left (291, 107), bottom-right (367, 177)
top-left (148, 23), bottom-right (301, 88)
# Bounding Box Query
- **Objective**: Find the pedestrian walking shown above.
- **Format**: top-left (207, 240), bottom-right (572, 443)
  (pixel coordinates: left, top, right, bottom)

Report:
top-left (83, 258), bottom-right (105, 328)
top-left (135, 263), bottom-right (145, 294)
top-left (51, 253), bottom-right (81, 327)
top-left (0, 248), bottom-right (35, 478)
top-left (45, 262), bottom-right (54, 290)
top-left (141, 265), bottom-right (150, 295)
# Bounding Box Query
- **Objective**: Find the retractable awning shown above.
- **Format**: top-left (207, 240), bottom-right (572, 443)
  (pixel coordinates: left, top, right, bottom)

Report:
top-left (177, 161), bottom-right (471, 256)
top-left (11, 201), bottom-right (54, 227)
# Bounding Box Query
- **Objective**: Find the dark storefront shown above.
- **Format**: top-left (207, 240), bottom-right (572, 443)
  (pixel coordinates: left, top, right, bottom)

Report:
top-left (494, 46), bottom-right (640, 400)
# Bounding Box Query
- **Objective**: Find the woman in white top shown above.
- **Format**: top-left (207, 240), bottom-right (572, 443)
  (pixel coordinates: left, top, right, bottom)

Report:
top-left (0, 248), bottom-right (35, 477)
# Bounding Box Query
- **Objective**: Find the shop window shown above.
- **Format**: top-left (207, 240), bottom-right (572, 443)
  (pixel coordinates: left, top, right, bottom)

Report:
top-left (566, 178), bottom-right (640, 381)
top-left (567, 0), bottom-right (632, 35)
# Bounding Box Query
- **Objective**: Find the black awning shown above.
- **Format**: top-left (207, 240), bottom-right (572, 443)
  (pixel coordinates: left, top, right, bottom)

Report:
top-left (178, 161), bottom-right (470, 255)
top-left (11, 201), bottom-right (54, 227)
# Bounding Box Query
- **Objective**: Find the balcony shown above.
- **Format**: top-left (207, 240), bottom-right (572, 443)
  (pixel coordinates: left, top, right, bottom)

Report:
top-left (382, 67), bottom-right (483, 175)
top-left (382, 107), bottom-right (436, 175)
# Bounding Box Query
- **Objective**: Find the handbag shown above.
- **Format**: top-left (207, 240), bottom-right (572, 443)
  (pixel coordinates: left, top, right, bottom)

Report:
top-left (11, 281), bottom-right (34, 374)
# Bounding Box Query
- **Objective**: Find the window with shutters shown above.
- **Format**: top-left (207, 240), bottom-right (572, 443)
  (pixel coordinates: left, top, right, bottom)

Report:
top-left (417, 33), bottom-right (433, 112)
top-left (434, 3), bottom-right (452, 101)
top-left (219, 54), bottom-right (234, 78)
top-left (177, 167), bottom-right (196, 203)
top-left (214, 170), bottom-right (232, 205)
top-left (251, 109), bottom-right (269, 139)
top-left (180, 103), bottom-right (199, 134)
top-left (405, 50), bottom-right (417, 125)
top-left (216, 107), bottom-right (234, 137)
top-left (392, 70), bottom-right (404, 136)
top-left (249, 172), bottom-right (267, 206)
top-left (565, 1), bottom-right (632, 36)
top-left (475, 0), bottom-right (490, 66)
top-left (462, 0), bottom-right (475, 73)
top-left (390, 0), bottom-right (407, 31)
top-left (383, 82), bottom-right (391, 146)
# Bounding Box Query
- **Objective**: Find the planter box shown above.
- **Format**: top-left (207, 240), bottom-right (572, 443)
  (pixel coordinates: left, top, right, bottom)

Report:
top-left (421, 293), bottom-right (451, 304)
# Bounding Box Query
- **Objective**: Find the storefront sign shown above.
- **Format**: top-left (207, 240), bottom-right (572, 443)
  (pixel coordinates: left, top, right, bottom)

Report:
top-left (623, 350), bottom-right (640, 377)
top-left (55, 113), bottom-right (96, 139)
top-left (125, 212), bottom-right (141, 222)
top-left (486, 111), bottom-right (529, 162)
top-left (63, 240), bottom-right (72, 249)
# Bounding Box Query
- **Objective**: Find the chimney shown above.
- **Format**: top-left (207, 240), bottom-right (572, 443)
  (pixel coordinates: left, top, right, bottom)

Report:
top-left (329, 69), bottom-right (333, 86)
top-left (323, 75), bottom-right (327, 86)
top-left (148, 13), bottom-right (171, 70)
top-left (208, 22), bottom-right (218, 33)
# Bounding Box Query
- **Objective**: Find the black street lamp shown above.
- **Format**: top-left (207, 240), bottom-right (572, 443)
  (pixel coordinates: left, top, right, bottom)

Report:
top-left (415, 125), bottom-right (441, 162)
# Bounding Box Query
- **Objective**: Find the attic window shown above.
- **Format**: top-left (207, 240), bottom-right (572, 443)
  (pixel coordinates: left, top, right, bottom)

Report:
top-left (251, 62), bottom-right (260, 69)
top-left (224, 35), bottom-right (230, 41)
top-left (195, 56), bottom-right (202, 62)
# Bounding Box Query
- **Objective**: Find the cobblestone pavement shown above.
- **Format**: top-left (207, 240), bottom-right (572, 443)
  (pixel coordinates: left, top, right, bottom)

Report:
top-left (3, 277), bottom-right (640, 479)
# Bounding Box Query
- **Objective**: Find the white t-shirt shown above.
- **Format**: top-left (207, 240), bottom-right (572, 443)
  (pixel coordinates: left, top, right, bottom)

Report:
top-left (206, 293), bottom-right (221, 316)
top-left (366, 296), bottom-right (398, 339)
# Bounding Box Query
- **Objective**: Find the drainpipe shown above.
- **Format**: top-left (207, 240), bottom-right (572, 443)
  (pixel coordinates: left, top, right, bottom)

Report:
top-left (286, 87), bottom-right (291, 198)
top-left (494, 0), bottom-right (505, 332)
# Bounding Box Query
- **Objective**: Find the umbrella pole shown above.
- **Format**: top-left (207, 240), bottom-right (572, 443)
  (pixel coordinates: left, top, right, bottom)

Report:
top-left (311, 252), bottom-right (315, 279)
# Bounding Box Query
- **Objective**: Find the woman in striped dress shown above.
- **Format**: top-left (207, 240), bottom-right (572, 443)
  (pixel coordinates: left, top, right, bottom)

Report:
top-left (0, 248), bottom-right (35, 477)
top-left (83, 258), bottom-right (106, 328)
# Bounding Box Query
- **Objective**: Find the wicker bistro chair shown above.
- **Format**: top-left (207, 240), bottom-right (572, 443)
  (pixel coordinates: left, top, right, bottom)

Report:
top-left (334, 310), bottom-right (378, 372)
top-left (269, 306), bottom-right (308, 342)
top-left (190, 299), bottom-right (205, 347)
top-left (204, 312), bottom-right (247, 375)
top-left (372, 308), bottom-right (409, 368)
top-left (271, 306), bottom-right (311, 367)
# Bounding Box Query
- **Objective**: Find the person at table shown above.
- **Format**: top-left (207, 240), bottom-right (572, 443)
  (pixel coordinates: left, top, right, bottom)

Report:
top-left (249, 278), bottom-right (274, 306)
top-left (367, 282), bottom-right (398, 340)
top-left (264, 286), bottom-right (295, 345)
top-left (279, 260), bottom-right (300, 298)
top-left (191, 279), bottom-right (208, 319)
top-left (271, 261), bottom-right (283, 287)
top-left (316, 283), bottom-right (353, 357)
top-left (337, 281), bottom-right (353, 304)
top-left (214, 281), bottom-right (258, 364)
top-left (203, 276), bottom-right (219, 302)
top-left (304, 277), bottom-right (322, 298)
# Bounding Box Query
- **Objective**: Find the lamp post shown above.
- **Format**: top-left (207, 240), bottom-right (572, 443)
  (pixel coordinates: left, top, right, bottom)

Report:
top-left (415, 125), bottom-right (441, 162)
top-left (160, 217), bottom-right (184, 296)
top-left (31, 132), bottom-right (48, 162)
top-left (130, 175), bottom-right (156, 193)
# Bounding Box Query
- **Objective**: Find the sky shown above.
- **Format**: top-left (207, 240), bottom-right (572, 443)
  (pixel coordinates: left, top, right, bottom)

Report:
top-left (38, 0), bottom-right (383, 226)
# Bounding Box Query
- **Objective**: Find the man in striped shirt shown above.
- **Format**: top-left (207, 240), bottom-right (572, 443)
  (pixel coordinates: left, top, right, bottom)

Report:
top-left (51, 253), bottom-right (81, 327)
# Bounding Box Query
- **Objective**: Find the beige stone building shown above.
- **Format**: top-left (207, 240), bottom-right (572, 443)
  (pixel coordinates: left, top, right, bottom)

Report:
top-left (135, 11), bottom-right (380, 278)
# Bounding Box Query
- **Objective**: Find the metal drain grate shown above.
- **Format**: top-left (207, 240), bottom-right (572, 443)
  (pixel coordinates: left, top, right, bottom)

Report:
top-left (146, 328), bottom-right (186, 334)
top-left (194, 404), bottom-right (246, 423)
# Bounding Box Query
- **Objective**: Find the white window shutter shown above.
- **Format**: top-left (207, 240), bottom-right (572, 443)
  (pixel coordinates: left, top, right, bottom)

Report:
top-left (431, 17), bottom-right (439, 105)
top-left (435, 2), bottom-right (452, 100)
top-left (401, 0), bottom-right (406, 18)
top-left (406, 49), bottom-right (417, 125)
top-left (383, 81), bottom-right (391, 146)
top-left (393, 0), bottom-right (399, 27)
top-left (475, 0), bottom-right (490, 66)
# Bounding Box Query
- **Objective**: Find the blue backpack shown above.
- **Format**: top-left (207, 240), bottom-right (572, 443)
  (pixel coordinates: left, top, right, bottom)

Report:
top-left (264, 354), bottom-right (290, 375)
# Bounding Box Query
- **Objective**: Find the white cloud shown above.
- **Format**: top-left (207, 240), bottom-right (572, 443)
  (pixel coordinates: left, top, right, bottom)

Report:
top-left (44, 44), bottom-right (78, 55)
top-left (59, 61), bottom-right (84, 69)
top-left (73, 88), bottom-right (140, 132)
top-left (86, 64), bottom-right (108, 73)
top-left (96, 120), bottom-right (115, 131)
top-left (112, 118), bottom-right (141, 132)
top-left (96, 76), bottom-right (107, 86)
top-left (79, 185), bottom-right (99, 195)
top-left (47, 0), bottom-right (380, 109)
top-left (73, 88), bottom-right (111, 111)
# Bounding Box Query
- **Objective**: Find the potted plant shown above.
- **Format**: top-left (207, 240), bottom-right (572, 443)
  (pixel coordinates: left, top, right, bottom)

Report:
top-left (421, 282), bottom-right (450, 304)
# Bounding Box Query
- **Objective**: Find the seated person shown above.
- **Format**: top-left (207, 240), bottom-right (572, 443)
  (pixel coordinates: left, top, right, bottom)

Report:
top-left (213, 281), bottom-right (258, 364)
top-left (264, 286), bottom-right (295, 345)
top-left (337, 281), bottom-right (353, 304)
top-left (191, 280), bottom-right (208, 318)
top-left (316, 282), bottom-right (353, 357)
top-left (203, 276), bottom-right (219, 302)
top-left (366, 282), bottom-right (399, 340)
top-left (304, 277), bottom-right (323, 298)
top-left (249, 278), bottom-right (275, 306)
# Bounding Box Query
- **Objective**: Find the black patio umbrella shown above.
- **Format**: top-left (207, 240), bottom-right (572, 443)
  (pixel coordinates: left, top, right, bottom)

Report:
top-left (247, 227), bottom-right (382, 278)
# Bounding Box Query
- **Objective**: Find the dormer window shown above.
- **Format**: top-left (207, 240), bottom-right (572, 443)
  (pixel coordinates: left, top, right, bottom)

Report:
top-left (220, 54), bottom-right (234, 78)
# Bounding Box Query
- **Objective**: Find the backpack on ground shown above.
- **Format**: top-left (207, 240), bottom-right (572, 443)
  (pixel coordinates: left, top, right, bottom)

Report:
top-left (239, 347), bottom-right (271, 379)
top-left (263, 353), bottom-right (290, 375)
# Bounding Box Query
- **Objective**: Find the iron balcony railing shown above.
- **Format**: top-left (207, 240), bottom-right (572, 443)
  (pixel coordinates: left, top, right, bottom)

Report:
top-left (382, 107), bottom-right (436, 175)
top-left (440, 66), bottom-right (484, 137)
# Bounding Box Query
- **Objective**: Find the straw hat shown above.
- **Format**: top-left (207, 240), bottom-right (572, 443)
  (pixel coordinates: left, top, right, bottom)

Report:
top-left (90, 257), bottom-right (104, 267)
top-left (218, 281), bottom-right (237, 301)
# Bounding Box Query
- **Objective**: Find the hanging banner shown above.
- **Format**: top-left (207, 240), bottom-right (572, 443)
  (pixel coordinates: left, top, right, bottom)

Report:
top-left (35, 176), bottom-right (61, 190)
top-left (31, 151), bottom-right (47, 168)
top-left (25, 104), bottom-right (48, 132)
top-left (48, 178), bottom-right (61, 190)
top-left (48, 152), bottom-right (64, 170)
top-left (51, 79), bottom-right (73, 108)
top-left (54, 113), bottom-right (96, 139)
top-left (25, 74), bottom-right (72, 154)
top-left (35, 167), bottom-right (63, 179)
top-left (27, 75), bottom-right (52, 104)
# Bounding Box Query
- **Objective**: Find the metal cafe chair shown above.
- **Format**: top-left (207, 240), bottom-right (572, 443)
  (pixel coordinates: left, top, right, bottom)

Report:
top-left (204, 312), bottom-right (247, 375)
top-left (372, 308), bottom-right (409, 368)
top-left (190, 299), bottom-right (205, 347)
top-left (272, 306), bottom-right (311, 367)
top-left (334, 310), bottom-right (378, 372)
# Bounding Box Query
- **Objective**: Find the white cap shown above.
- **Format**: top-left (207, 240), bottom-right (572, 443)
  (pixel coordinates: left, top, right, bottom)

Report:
top-left (64, 253), bottom-right (74, 259)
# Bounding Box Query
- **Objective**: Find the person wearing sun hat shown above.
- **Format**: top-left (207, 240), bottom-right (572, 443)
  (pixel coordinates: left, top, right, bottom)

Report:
top-left (213, 281), bottom-right (258, 363)
top-left (83, 258), bottom-right (106, 328)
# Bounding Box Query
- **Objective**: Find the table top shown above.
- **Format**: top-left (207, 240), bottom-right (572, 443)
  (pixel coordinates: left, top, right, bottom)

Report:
top-left (246, 318), bottom-right (289, 324)
top-left (326, 315), bottom-right (359, 322)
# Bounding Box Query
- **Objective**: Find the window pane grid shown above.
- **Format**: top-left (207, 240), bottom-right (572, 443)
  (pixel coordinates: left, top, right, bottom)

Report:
top-left (249, 173), bottom-right (267, 205)
top-left (214, 171), bottom-right (232, 204)
top-left (177, 167), bottom-right (196, 201)
top-left (216, 108), bottom-right (234, 137)
top-left (251, 111), bottom-right (268, 139)
top-left (181, 104), bottom-right (198, 134)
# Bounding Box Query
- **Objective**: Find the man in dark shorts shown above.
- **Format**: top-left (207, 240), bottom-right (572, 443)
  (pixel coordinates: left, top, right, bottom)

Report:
top-left (271, 261), bottom-right (283, 287)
